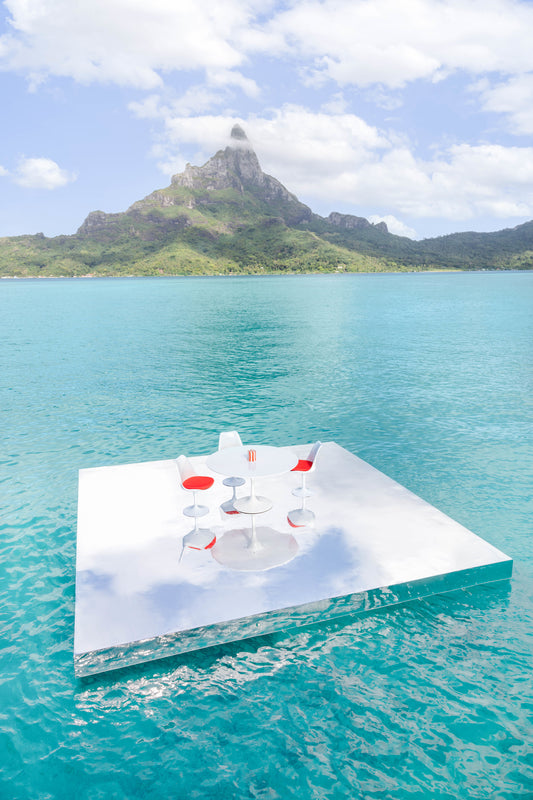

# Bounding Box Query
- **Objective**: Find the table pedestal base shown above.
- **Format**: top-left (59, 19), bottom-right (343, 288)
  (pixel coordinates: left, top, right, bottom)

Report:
top-left (234, 495), bottom-right (272, 514)
top-left (211, 527), bottom-right (298, 571)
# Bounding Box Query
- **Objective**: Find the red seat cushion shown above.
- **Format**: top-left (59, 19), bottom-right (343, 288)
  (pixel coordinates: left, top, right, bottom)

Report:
top-left (287, 516), bottom-right (305, 528)
top-left (188, 534), bottom-right (217, 550)
top-left (182, 475), bottom-right (214, 490)
top-left (291, 459), bottom-right (313, 473)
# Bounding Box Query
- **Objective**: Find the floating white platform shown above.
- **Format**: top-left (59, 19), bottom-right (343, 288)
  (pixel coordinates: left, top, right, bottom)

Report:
top-left (74, 442), bottom-right (512, 677)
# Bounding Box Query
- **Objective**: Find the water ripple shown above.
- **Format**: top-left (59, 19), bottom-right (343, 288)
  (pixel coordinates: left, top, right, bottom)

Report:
top-left (1, 274), bottom-right (533, 798)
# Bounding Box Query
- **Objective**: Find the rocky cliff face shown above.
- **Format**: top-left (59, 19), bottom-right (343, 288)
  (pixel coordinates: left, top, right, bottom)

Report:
top-left (77, 207), bottom-right (190, 241)
top-left (171, 124), bottom-right (313, 223)
top-left (171, 125), bottom-right (263, 192)
top-left (76, 124), bottom-right (385, 239)
top-left (328, 211), bottom-right (388, 234)
top-left (77, 210), bottom-right (125, 235)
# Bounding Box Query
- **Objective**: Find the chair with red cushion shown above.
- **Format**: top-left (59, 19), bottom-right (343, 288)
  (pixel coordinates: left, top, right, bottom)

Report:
top-left (177, 455), bottom-right (216, 557)
top-left (177, 454), bottom-right (214, 517)
top-left (288, 441), bottom-right (322, 528)
top-left (181, 526), bottom-right (216, 555)
top-left (218, 430), bottom-right (246, 515)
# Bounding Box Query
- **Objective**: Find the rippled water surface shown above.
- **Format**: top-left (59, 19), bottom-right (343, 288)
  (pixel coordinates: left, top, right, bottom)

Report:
top-left (1, 273), bottom-right (532, 799)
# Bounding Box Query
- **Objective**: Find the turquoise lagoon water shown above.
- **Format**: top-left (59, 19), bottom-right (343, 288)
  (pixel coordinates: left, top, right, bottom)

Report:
top-left (1, 273), bottom-right (532, 799)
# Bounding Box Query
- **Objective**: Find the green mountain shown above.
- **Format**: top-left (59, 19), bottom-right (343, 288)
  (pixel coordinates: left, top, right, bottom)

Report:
top-left (1, 124), bottom-right (533, 277)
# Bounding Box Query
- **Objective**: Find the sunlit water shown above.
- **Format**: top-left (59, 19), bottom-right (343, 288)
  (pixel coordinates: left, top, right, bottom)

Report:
top-left (1, 273), bottom-right (532, 799)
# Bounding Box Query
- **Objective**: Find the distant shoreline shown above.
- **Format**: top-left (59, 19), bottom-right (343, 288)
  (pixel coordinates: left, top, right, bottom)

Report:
top-left (2, 268), bottom-right (524, 280)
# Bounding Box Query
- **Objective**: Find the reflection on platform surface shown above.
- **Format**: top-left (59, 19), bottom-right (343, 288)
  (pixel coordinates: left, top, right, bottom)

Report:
top-left (211, 527), bottom-right (298, 571)
top-left (74, 441), bottom-right (513, 677)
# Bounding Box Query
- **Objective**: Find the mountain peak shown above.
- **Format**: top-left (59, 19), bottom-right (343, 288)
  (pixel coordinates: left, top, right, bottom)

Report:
top-left (168, 126), bottom-right (312, 224)
top-left (229, 123), bottom-right (253, 152)
top-left (230, 123), bottom-right (248, 143)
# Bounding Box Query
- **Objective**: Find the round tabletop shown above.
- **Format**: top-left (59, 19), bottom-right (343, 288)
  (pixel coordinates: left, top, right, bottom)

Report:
top-left (206, 445), bottom-right (298, 479)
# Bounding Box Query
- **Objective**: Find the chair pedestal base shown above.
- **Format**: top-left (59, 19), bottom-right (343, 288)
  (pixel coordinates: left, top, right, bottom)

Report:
top-left (292, 486), bottom-right (312, 500)
top-left (183, 528), bottom-right (216, 550)
top-left (220, 498), bottom-right (240, 515)
top-left (220, 477), bottom-right (245, 515)
top-left (287, 508), bottom-right (315, 528)
top-left (223, 476), bottom-right (246, 488)
top-left (183, 504), bottom-right (209, 518)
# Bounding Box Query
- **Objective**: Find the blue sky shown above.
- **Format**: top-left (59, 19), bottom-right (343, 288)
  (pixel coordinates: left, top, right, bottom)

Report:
top-left (2, 0), bottom-right (533, 240)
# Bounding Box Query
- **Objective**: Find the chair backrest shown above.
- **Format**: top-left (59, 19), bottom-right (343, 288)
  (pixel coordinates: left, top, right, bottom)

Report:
top-left (308, 441), bottom-right (322, 468)
top-left (176, 454), bottom-right (195, 485)
top-left (218, 430), bottom-right (243, 451)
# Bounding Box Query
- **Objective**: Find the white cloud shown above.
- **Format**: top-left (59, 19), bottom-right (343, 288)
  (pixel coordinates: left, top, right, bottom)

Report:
top-left (3, 0), bottom-right (533, 235)
top-left (478, 74), bottom-right (533, 135)
top-left (364, 88), bottom-right (404, 111)
top-left (205, 67), bottom-right (259, 97)
top-left (354, 143), bottom-right (533, 220)
top-left (133, 87), bottom-right (228, 119)
top-left (257, 120), bottom-right (533, 223)
top-left (133, 103), bottom-right (390, 176)
top-left (0, 0), bottom-right (262, 89)
top-left (128, 66), bottom-right (260, 121)
top-left (2, 0), bottom-right (533, 163)
top-left (133, 105), bottom-right (533, 224)
top-left (320, 92), bottom-right (348, 114)
top-left (14, 157), bottom-right (76, 189)
top-left (265, 0), bottom-right (533, 89)
top-left (369, 215), bottom-right (418, 239)
top-left (0, 165), bottom-right (8, 176)
top-left (129, 104), bottom-right (247, 173)
top-left (3, 0), bottom-right (533, 99)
